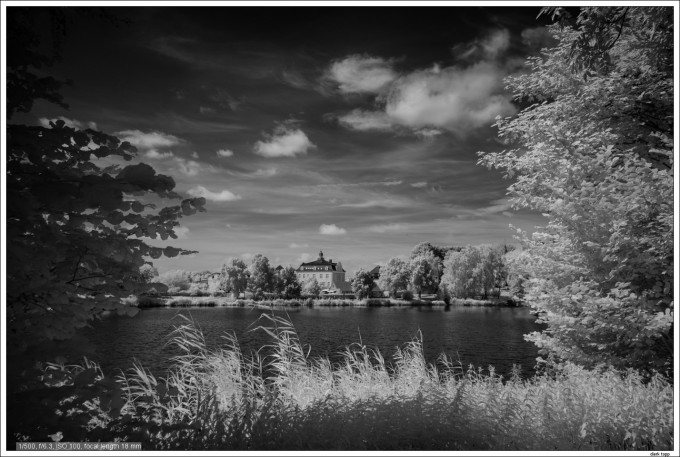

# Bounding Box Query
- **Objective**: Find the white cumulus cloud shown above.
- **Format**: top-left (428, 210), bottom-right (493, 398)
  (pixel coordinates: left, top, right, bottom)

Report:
top-left (187, 185), bottom-right (241, 202)
top-left (385, 62), bottom-right (516, 133)
top-left (411, 181), bottom-right (428, 188)
top-left (325, 55), bottom-right (398, 94)
top-left (216, 149), bottom-right (234, 158)
top-left (254, 127), bottom-right (315, 158)
top-left (319, 224), bottom-right (347, 235)
top-left (114, 129), bottom-right (181, 159)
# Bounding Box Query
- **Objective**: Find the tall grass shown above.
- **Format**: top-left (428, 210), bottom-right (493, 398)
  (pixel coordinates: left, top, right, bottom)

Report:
top-left (12, 313), bottom-right (674, 450)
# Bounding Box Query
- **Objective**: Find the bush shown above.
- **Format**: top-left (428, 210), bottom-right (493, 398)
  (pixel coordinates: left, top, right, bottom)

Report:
top-left (400, 290), bottom-right (414, 300)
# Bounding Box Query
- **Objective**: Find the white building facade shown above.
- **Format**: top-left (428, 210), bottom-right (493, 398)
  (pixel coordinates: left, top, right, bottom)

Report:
top-left (295, 250), bottom-right (352, 293)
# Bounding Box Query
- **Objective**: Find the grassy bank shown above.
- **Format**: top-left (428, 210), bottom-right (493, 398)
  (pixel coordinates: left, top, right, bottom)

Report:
top-left (137, 295), bottom-right (517, 309)
top-left (9, 314), bottom-right (673, 451)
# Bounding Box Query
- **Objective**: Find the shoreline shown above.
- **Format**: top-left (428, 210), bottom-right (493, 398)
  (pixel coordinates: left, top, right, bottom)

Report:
top-left (136, 295), bottom-right (521, 309)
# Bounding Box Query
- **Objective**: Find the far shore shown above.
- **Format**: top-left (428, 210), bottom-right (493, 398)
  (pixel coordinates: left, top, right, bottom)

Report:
top-left (135, 294), bottom-right (521, 309)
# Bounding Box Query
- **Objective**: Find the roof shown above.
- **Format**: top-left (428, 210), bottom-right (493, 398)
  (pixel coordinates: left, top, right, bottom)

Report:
top-left (369, 266), bottom-right (381, 275)
top-left (296, 250), bottom-right (345, 272)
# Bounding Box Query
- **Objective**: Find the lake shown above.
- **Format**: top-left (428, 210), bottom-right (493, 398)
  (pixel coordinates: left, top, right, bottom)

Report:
top-left (76, 305), bottom-right (545, 379)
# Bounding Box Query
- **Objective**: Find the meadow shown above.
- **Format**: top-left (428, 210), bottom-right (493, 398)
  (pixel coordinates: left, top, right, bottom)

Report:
top-left (8, 314), bottom-right (673, 451)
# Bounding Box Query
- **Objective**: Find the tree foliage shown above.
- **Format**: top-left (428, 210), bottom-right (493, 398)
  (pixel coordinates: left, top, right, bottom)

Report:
top-left (378, 258), bottom-right (411, 298)
top-left (478, 7), bottom-right (673, 375)
top-left (277, 267), bottom-right (302, 299)
top-left (440, 245), bottom-right (507, 299)
top-left (409, 255), bottom-right (438, 298)
top-left (7, 120), bottom-right (206, 351)
top-left (247, 254), bottom-right (274, 299)
top-left (351, 269), bottom-right (376, 299)
top-left (302, 277), bottom-right (321, 298)
top-left (220, 258), bottom-right (249, 297)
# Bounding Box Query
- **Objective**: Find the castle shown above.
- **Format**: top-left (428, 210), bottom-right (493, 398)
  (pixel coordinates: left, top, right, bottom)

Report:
top-left (295, 250), bottom-right (352, 293)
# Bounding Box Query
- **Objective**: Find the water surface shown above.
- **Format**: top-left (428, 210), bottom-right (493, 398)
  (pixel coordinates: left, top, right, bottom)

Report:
top-left (77, 306), bottom-right (544, 379)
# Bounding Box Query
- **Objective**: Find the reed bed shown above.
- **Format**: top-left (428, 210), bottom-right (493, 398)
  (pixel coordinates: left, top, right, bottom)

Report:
top-left (12, 313), bottom-right (674, 451)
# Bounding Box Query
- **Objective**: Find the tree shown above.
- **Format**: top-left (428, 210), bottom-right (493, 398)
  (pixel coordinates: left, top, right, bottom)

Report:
top-left (302, 277), bottom-right (321, 298)
top-left (378, 258), bottom-right (411, 298)
top-left (351, 269), bottom-right (375, 299)
top-left (478, 7), bottom-right (673, 375)
top-left (248, 254), bottom-right (274, 300)
top-left (409, 255), bottom-right (438, 299)
top-left (156, 270), bottom-right (191, 293)
top-left (476, 245), bottom-right (506, 298)
top-left (277, 267), bottom-right (302, 299)
top-left (221, 258), bottom-right (249, 297)
top-left (7, 123), bottom-right (206, 354)
top-left (409, 242), bottom-right (445, 292)
top-left (440, 247), bottom-right (482, 299)
top-left (139, 264), bottom-right (159, 283)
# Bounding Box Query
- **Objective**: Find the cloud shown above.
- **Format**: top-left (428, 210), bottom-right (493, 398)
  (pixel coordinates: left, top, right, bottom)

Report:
top-left (481, 29), bottom-right (511, 59)
top-left (296, 253), bottom-right (312, 263)
top-left (411, 181), bottom-right (428, 188)
top-left (384, 62), bottom-right (516, 133)
top-left (254, 126), bottom-right (315, 158)
top-left (452, 29), bottom-right (511, 61)
top-left (187, 185), bottom-right (242, 202)
top-left (145, 150), bottom-right (175, 159)
top-left (324, 55), bottom-right (398, 94)
top-left (174, 226), bottom-right (190, 239)
top-left (368, 223), bottom-right (409, 233)
top-left (39, 116), bottom-right (98, 131)
top-left (316, 180), bottom-right (402, 188)
top-left (216, 149), bottom-right (234, 158)
top-left (319, 224), bottom-right (347, 235)
top-left (339, 198), bottom-right (407, 209)
top-left (289, 243), bottom-right (309, 249)
top-left (336, 109), bottom-right (395, 132)
top-left (252, 168), bottom-right (277, 177)
top-left (114, 129), bottom-right (181, 159)
top-left (173, 158), bottom-right (203, 176)
top-left (281, 69), bottom-right (310, 89)
top-left (191, 151), bottom-right (199, 159)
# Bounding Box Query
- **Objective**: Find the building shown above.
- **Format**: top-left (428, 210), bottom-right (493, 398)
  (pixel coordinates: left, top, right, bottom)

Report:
top-left (296, 250), bottom-right (352, 293)
top-left (369, 266), bottom-right (381, 280)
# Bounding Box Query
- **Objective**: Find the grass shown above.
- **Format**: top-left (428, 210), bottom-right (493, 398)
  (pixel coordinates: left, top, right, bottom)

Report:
top-left (9, 314), bottom-right (674, 451)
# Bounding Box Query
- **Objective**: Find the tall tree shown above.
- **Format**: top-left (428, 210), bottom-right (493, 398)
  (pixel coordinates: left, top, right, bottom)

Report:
top-left (351, 269), bottom-right (376, 299)
top-left (409, 254), bottom-right (438, 299)
top-left (221, 258), bottom-right (249, 297)
top-left (277, 267), bottom-right (302, 299)
top-left (378, 258), bottom-right (411, 298)
top-left (478, 7), bottom-right (673, 375)
top-left (248, 254), bottom-right (274, 299)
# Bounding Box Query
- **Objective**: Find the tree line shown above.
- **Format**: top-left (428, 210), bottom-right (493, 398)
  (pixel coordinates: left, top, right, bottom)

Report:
top-left (149, 241), bottom-right (522, 304)
top-left (353, 242), bottom-right (518, 301)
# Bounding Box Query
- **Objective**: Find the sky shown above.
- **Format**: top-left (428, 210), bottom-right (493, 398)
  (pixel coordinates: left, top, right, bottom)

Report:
top-left (11, 4), bottom-right (556, 275)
